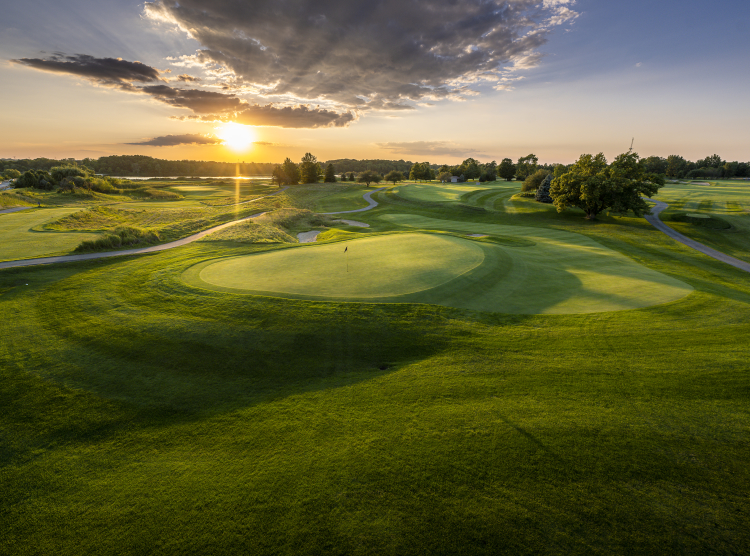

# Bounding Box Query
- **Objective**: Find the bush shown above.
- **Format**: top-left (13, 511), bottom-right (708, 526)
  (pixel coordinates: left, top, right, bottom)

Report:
top-left (522, 169), bottom-right (550, 192)
top-left (74, 227), bottom-right (160, 252)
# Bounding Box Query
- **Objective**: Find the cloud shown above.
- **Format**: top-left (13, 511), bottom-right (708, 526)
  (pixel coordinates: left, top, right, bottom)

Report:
top-left (11, 53), bottom-right (160, 88)
top-left (376, 141), bottom-right (487, 158)
top-left (126, 133), bottom-right (222, 146)
top-left (234, 104), bottom-right (356, 128)
top-left (14, 52), bottom-right (357, 128)
top-left (144, 0), bottom-right (579, 110)
top-left (139, 85), bottom-right (244, 113)
top-left (176, 74), bottom-right (201, 82)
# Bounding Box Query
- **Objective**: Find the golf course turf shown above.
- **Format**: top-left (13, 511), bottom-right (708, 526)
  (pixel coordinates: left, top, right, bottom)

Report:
top-left (2, 179), bottom-right (750, 555)
top-left (186, 226), bottom-right (693, 314)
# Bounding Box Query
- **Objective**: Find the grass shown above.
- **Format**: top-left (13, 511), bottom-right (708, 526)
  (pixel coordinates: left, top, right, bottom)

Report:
top-left (2, 180), bottom-right (750, 554)
top-left (654, 181), bottom-right (750, 263)
top-left (0, 207), bottom-right (103, 261)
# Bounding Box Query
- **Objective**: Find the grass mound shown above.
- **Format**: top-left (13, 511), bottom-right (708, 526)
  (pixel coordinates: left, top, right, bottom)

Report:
top-left (74, 226), bottom-right (160, 252)
top-left (253, 208), bottom-right (334, 233)
top-left (0, 192), bottom-right (34, 208)
top-left (202, 221), bottom-right (296, 244)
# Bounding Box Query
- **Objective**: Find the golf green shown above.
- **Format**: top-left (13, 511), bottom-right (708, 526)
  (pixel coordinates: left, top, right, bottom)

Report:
top-left (195, 233), bottom-right (486, 298)
top-left (185, 227), bottom-right (693, 314)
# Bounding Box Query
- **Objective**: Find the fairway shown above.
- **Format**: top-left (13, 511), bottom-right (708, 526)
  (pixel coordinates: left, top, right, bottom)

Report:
top-left (194, 233), bottom-right (486, 298)
top-left (187, 227), bottom-right (693, 314)
top-left (0, 207), bottom-right (102, 261)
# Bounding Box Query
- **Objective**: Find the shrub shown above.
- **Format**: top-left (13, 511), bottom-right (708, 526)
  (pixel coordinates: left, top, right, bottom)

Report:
top-left (522, 169), bottom-right (550, 192)
top-left (535, 174), bottom-right (553, 203)
top-left (74, 227), bottom-right (160, 252)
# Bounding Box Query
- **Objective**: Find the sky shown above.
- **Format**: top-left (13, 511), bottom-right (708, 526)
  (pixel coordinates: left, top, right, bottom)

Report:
top-left (1, 0), bottom-right (748, 165)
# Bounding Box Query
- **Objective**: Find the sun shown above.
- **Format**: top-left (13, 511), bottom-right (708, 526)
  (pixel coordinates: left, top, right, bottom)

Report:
top-left (216, 122), bottom-right (255, 151)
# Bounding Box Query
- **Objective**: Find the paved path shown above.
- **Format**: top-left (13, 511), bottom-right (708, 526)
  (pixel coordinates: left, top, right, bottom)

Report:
top-left (0, 206), bottom-right (34, 215)
top-left (321, 187), bottom-right (385, 215)
top-left (0, 189), bottom-right (287, 270)
top-left (644, 198), bottom-right (750, 274)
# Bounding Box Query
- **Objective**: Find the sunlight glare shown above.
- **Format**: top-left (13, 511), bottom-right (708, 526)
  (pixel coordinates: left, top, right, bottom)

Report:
top-left (216, 122), bottom-right (255, 151)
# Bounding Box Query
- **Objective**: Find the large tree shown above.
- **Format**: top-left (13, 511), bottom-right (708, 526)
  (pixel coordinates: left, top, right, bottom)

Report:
top-left (280, 158), bottom-right (300, 185)
top-left (323, 163), bottom-right (336, 183)
top-left (384, 170), bottom-right (405, 184)
top-left (357, 170), bottom-right (382, 187)
top-left (498, 158), bottom-right (516, 181)
top-left (515, 154), bottom-right (538, 181)
top-left (299, 152), bottom-right (323, 184)
top-left (550, 152), bottom-right (664, 220)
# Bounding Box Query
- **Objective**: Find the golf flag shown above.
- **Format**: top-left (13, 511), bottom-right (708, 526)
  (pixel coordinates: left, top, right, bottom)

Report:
top-left (344, 246), bottom-right (348, 252)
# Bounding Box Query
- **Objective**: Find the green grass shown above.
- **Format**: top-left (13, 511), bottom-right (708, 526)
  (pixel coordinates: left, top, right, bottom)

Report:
top-left (2, 178), bottom-right (750, 554)
top-left (311, 184), bottom-right (373, 212)
top-left (0, 208), bottom-right (103, 261)
top-left (654, 181), bottom-right (750, 263)
top-left (191, 233), bottom-right (486, 298)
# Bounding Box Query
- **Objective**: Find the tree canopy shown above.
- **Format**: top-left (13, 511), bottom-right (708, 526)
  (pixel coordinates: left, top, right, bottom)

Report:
top-left (357, 170), bottom-right (382, 186)
top-left (299, 153), bottom-right (323, 184)
top-left (498, 158), bottom-right (516, 181)
top-left (384, 170), bottom-right (405, 184)
top-left (515, 154), bottom-right (538, 181)
top-left (550, 152), bottom-right (664, 220)
top-left (323, 164), bottom-right (336, 183)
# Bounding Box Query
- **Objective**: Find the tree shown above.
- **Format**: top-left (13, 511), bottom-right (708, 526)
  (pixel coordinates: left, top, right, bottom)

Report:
top-left (522, 169), bottom-right (550, 192)
top-left (459, 158), bottom-right (481, 180)
top-left (437, 172), bottom-right (453, 183)
top-left (348, 172), bottom-right (355, 181)
top-left (272, 165), bottom-right (285, 187)
top-left (324, 164), bottom-right (336, 183)
top-left (498, 158), bottom-right (516, 181)
top-left (3, 169), bottom-right (21, 180)
top-left (535, 174), bottom-right (553, 203)
top-left (550, 152), bottom-right (664, 220)
top-left (409, 162), bottom-right (434, 182)
top-left (384, 170), bottom-right (405, 184)
top-left (357, 170), bottom-right (382, 187)
top-left (280, 158), bottom-right (300, 185)
top-left (515, 154), bottom-right (538, 181)
top-left (665, 155), bottom-right (687, 178)
top-left (299, 152), bottom-right (323, 184)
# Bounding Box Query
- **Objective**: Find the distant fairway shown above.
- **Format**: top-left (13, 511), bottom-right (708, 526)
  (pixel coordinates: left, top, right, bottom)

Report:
top-left (393, 183), bottom-right (486, 203)
top-left (187, 227), bottom-right (693, 314)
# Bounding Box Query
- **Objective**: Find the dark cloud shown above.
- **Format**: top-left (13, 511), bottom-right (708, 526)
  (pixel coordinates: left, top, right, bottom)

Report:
top-left (126, 134), bottom-right (221, 146)
top-left (139, 85), bottom-right (244, 113)
top-left (12, 53), bottom-right (160, 87)
top-left (14, 52), bottom-right (356, 127)
top-left (235, 104), bottom-right (355, 128)
top-left (145, 0), bottom-right (577, 109)
top-left (176, 74), bottom-right (201, 82)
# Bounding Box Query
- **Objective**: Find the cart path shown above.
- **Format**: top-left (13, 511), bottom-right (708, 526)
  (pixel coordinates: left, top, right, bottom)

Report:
top-left (644, 198), bottom-right (750, 274)
top-left (320, 187), bottom-right (385, 214)
top-left (0, 206), bottom-right (35, 215)
top-left (0, 188), bottom-right (288, 270)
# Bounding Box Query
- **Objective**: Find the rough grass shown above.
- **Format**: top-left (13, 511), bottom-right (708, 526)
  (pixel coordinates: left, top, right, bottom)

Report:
top-left (2, 179), bottom-right (750, 554)
top-left (0, 192), bottom-right (34, 208)
top-left (74, 226), bottom-right (160, 252)
top-left (201, 220), bottom-right (296, 244)
top-left (1, 239), bottom-right (749, 555)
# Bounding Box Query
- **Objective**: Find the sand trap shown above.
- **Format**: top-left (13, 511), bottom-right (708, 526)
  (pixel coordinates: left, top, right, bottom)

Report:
top-left (335, 219), bottom-right (370, 227)
top-left (467, 233), bottom-right (488, 238)
top-left (297, 230), bottom-right (321, 243)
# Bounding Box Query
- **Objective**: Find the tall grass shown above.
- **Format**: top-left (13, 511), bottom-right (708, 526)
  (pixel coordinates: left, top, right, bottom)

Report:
top-left (74, 226), bottom-right (160, 252)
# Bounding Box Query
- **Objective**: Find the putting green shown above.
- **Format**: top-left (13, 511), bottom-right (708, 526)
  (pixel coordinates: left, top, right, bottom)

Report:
top-left (194, 233), bottom-right (486, 298)
top-left (185, 224), bottom-right (693, 314)
top-left (393, 183), bottom-right (484, 203)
